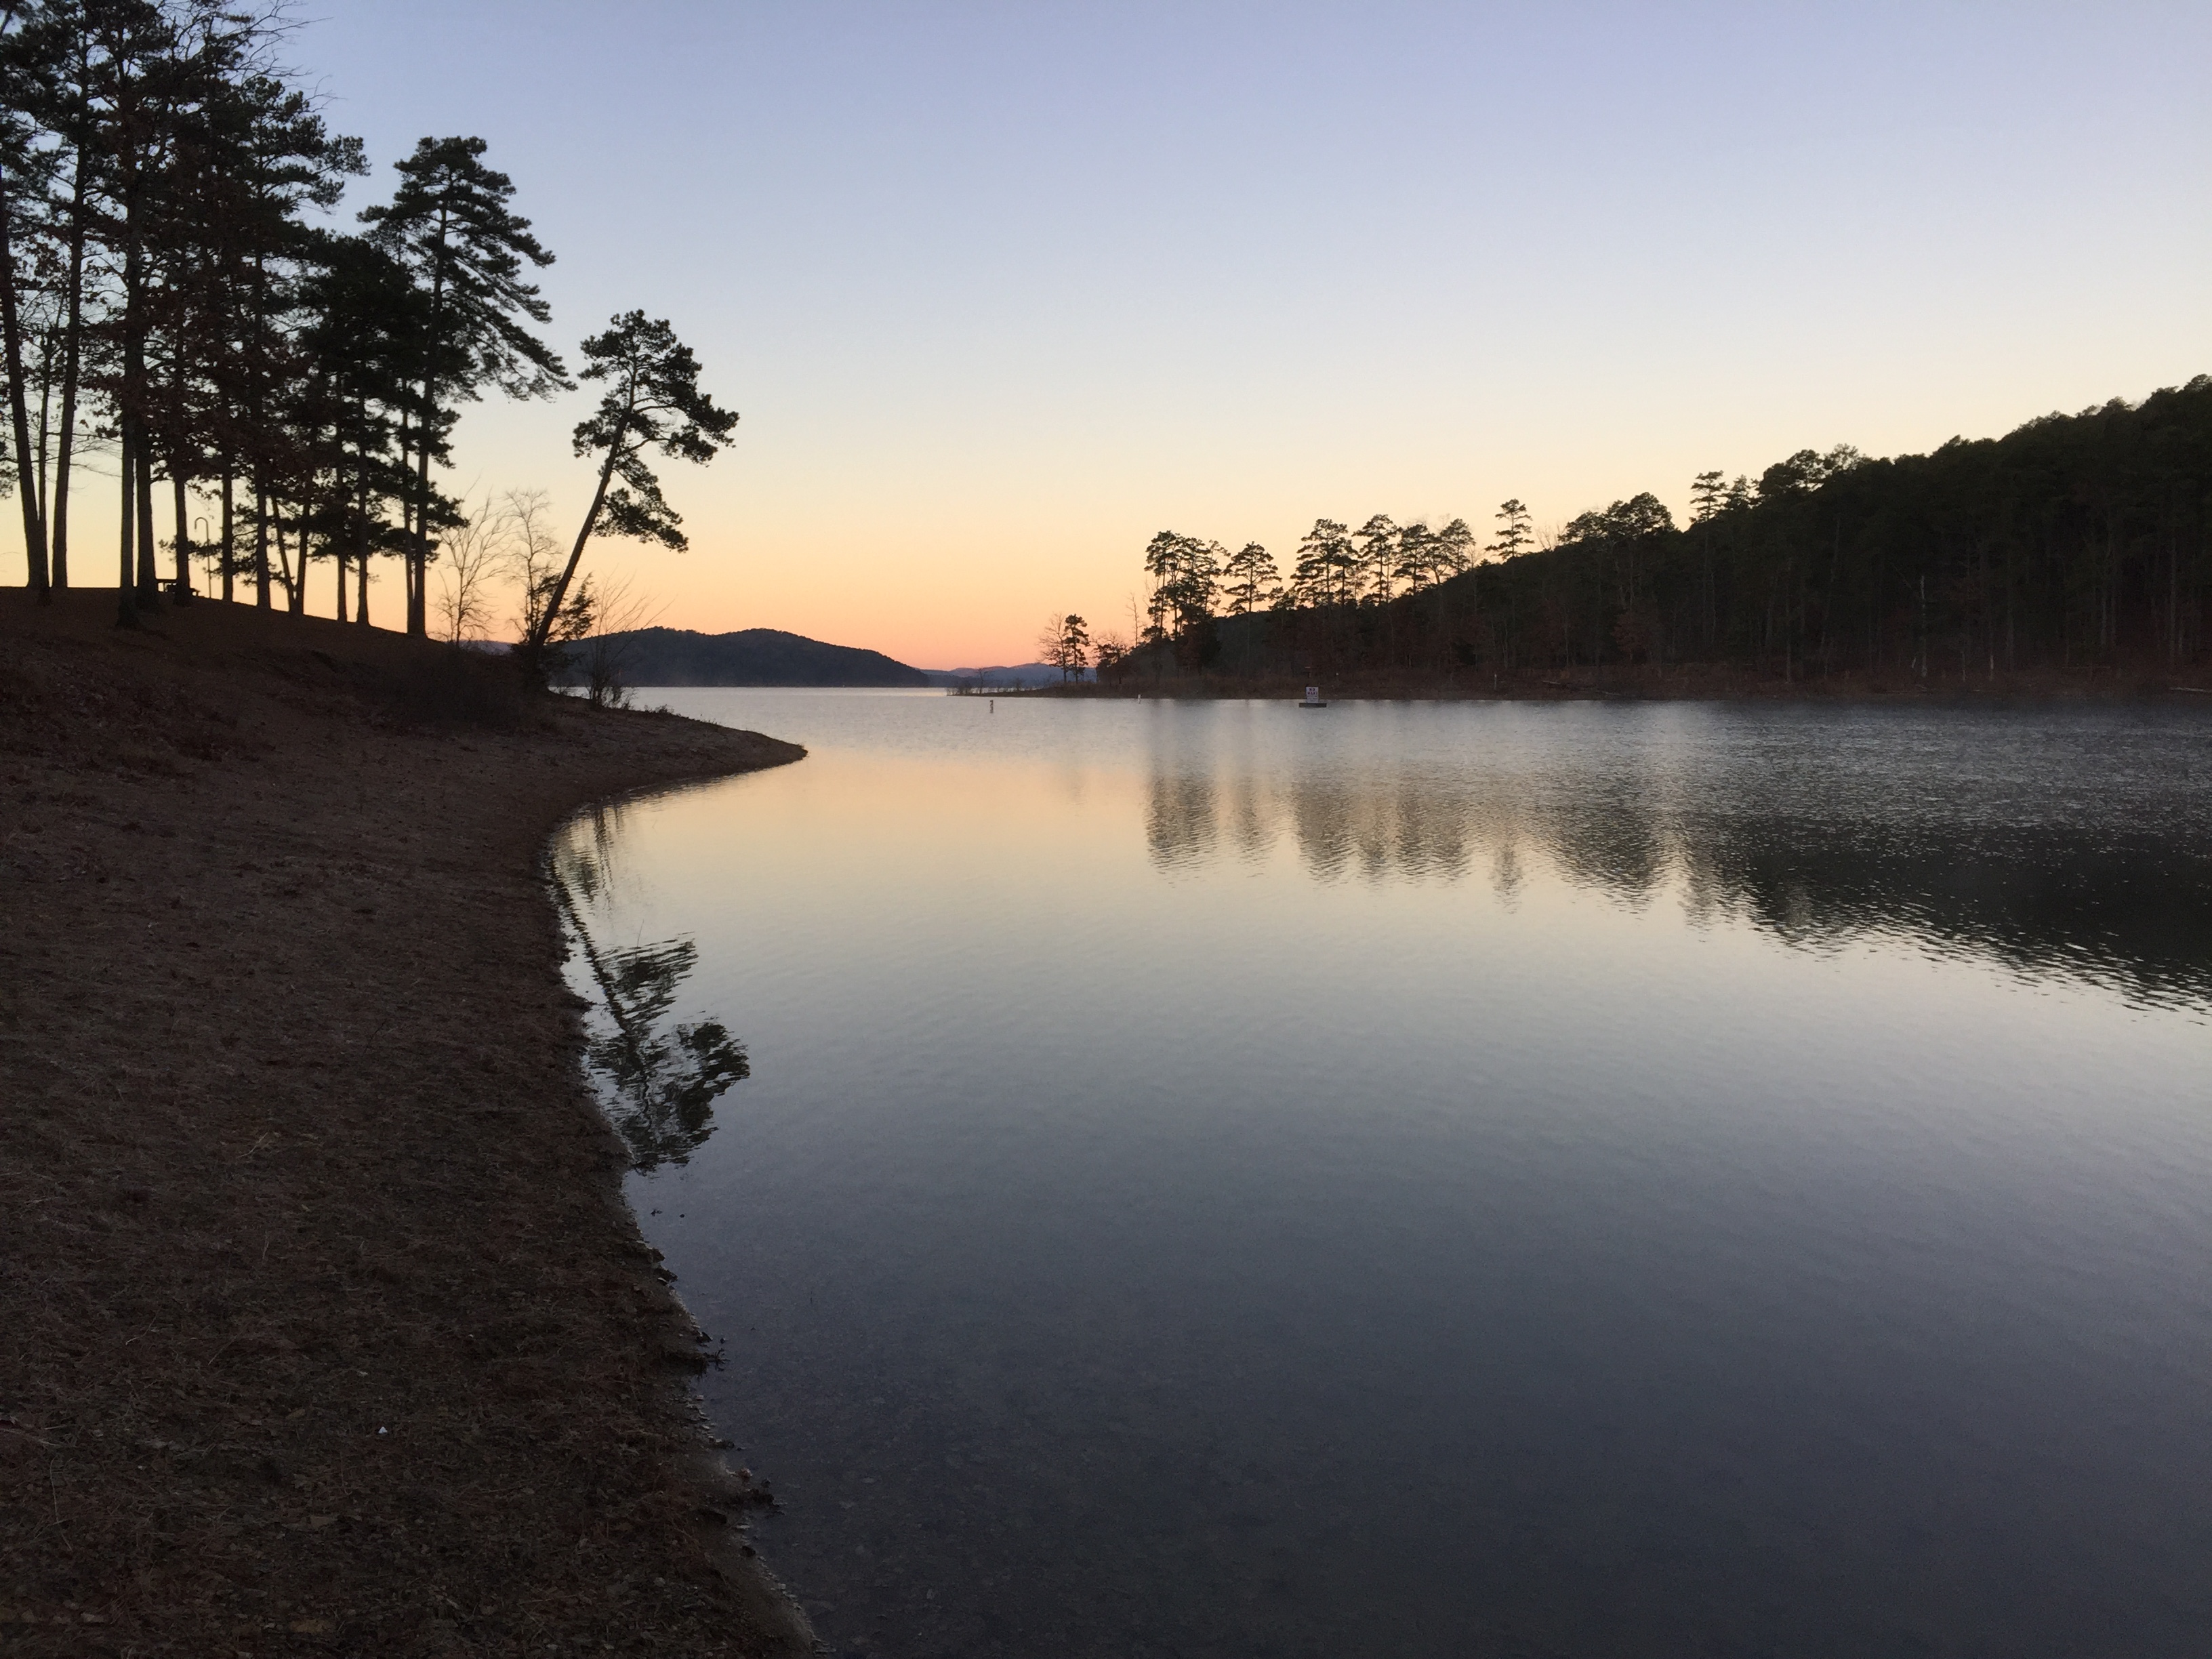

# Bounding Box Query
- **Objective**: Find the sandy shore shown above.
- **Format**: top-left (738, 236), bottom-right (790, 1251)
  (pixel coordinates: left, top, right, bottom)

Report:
top-left (0, 592), bottom-right (815, 1656)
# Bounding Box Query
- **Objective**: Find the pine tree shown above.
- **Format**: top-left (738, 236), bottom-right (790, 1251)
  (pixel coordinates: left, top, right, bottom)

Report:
top-left (1433, 518), bottom-right (1475, 578)
top-left (363, 136), bottom-right (563, 635)
top-left (1488, 499), bottom-right (1532, 562)
top-left (1223, 541), bottom-right (1278, 613)
top-left (1355, 514), bottom-right (1399, 603)
top-left (1392, 521), bottom-right (1436, 592)
top-left (1290, 518), bottom-right (1355, 609)
top-left (1040, 613), bottom-right (1090, 680)
top-left (524, 310), bottom-right (736, 661)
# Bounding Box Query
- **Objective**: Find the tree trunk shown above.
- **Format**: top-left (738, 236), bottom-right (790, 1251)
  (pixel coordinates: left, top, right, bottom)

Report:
top-left (115, 424), bottom-right (138, 626)
top-left (529, 444), bottom-right (621, 656)
top-left (274, 515), bottom-right (292, 609)
top-left (220, 470), bottom-right (234, 602)
top-left (0, 140), bottom-right (48, 595)
top-left (51, 150), bottom-right (86, 590)
top-left (115, 117), bottom-right (159, 612)
top-left (409, 415), bottom-right (430, 635)
top-left (135, 442), bottom-right (158, 605)
top-left (33, 313), bottom-right (52, 528)
top-left (407, 220), bottom-right (449, 640)
top-left (247, 230), bottom-right (273, 608)
top-left (409, 508), bottom-right (429, 632)
top-left (352, 453), bottom-right (370, 624)
top-left (254, 475), bottom-right (270, 607)
top-left (397, 409), bottom-right (421, 631)
top-left (289, 497), bottom-right (307, 615)
top-left (171, 470), bottom-right (191, 600)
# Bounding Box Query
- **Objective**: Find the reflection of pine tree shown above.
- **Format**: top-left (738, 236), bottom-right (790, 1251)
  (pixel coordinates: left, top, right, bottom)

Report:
top-left (550, 872), bottom-right (751, 1172)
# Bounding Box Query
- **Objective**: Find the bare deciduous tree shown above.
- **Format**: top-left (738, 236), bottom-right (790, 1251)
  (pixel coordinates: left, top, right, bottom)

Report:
top-left (434, 493), bottom-right (504, 642)
top-left (568, 573), bottom-right (659, 708)
top-left (493, 486), bottom-right (659, 700)
top-left (499, 486), bottom-right (565, 644)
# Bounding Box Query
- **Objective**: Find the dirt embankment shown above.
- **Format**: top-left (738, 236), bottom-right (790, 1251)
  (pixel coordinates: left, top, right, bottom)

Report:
top-left (0, 592), bottom-right (814, 1656)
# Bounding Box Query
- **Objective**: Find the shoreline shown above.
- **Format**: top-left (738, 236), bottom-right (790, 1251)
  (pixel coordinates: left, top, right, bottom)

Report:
top-left (1, 592), bottom-right (814, 1655)
top-left (1026, 663), bottom-right (2211, 702)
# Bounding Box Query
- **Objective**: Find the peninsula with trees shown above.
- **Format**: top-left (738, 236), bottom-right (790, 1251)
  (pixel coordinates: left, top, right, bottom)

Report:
top-left (1059, 378), bottom-right (2212, 695)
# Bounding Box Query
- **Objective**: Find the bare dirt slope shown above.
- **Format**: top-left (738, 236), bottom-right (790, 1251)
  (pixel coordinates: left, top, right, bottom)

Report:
top-left (0, 591), bottom-right (815, 1656)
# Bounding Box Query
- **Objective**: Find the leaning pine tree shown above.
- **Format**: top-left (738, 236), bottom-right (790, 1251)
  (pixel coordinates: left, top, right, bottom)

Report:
top-left (523, 310), bottom-right (739, 667)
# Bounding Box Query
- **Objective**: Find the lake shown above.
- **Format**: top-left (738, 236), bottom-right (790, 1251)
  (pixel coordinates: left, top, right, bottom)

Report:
top-left (551, 692), bottom-right (2212, 1658)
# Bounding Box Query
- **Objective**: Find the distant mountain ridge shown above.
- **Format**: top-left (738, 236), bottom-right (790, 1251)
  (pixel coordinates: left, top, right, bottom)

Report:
top-left (560, 627), bottom-right (931, 687)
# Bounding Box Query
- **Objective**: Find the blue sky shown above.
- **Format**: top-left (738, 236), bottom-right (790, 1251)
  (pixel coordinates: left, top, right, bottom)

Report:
top-left (277, 1), bottom-right (2212, 661)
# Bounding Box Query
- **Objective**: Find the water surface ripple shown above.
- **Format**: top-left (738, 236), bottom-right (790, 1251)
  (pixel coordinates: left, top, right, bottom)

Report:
top-left (556, 695), bottom-right (2212, 1658)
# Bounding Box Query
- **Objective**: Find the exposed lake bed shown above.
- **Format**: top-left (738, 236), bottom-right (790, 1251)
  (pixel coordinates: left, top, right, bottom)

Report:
top-left (562, 690), bottom-right (2212, 1658)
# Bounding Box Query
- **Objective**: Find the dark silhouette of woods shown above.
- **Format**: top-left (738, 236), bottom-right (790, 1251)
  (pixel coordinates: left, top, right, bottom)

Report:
top-left (0, 3), bottom-right (735, 653)
top-left (1118, 379), bottom-right (2212, 687)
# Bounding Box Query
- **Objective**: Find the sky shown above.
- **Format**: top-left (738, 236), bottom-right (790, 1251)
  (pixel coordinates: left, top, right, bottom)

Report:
top-left (28, 2), bottom-right (2212, 665)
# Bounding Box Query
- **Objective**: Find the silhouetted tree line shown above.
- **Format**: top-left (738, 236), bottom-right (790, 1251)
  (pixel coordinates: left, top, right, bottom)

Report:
top-left (1121, 379), bottom-right (2212, 682)
top-left (0, 1), bottom-right (733, 650)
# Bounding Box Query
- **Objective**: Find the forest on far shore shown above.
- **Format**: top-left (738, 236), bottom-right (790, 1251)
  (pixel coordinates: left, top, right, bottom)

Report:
top-left (1094, 377), bottom-right (2212, 687)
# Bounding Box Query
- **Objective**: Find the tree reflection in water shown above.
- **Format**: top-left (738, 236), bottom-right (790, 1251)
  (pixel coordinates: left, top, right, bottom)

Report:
top-left (1144, 716), bottom-right (2212, 1010)
top-left (552, 819), bottom-right (750, 1172)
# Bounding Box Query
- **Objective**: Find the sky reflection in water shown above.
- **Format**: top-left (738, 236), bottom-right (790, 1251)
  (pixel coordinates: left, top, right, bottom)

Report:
top-left (554, 693), bottom-right (2212, 1659)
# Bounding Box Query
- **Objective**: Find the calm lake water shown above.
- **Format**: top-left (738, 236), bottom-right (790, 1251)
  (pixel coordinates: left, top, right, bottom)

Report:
top-left (552, 693), bottom-right (2212, 1659)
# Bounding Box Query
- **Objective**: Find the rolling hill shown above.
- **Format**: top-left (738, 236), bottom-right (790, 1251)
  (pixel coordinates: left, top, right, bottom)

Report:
top-left (558, 627), bottom-right (933, 687)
